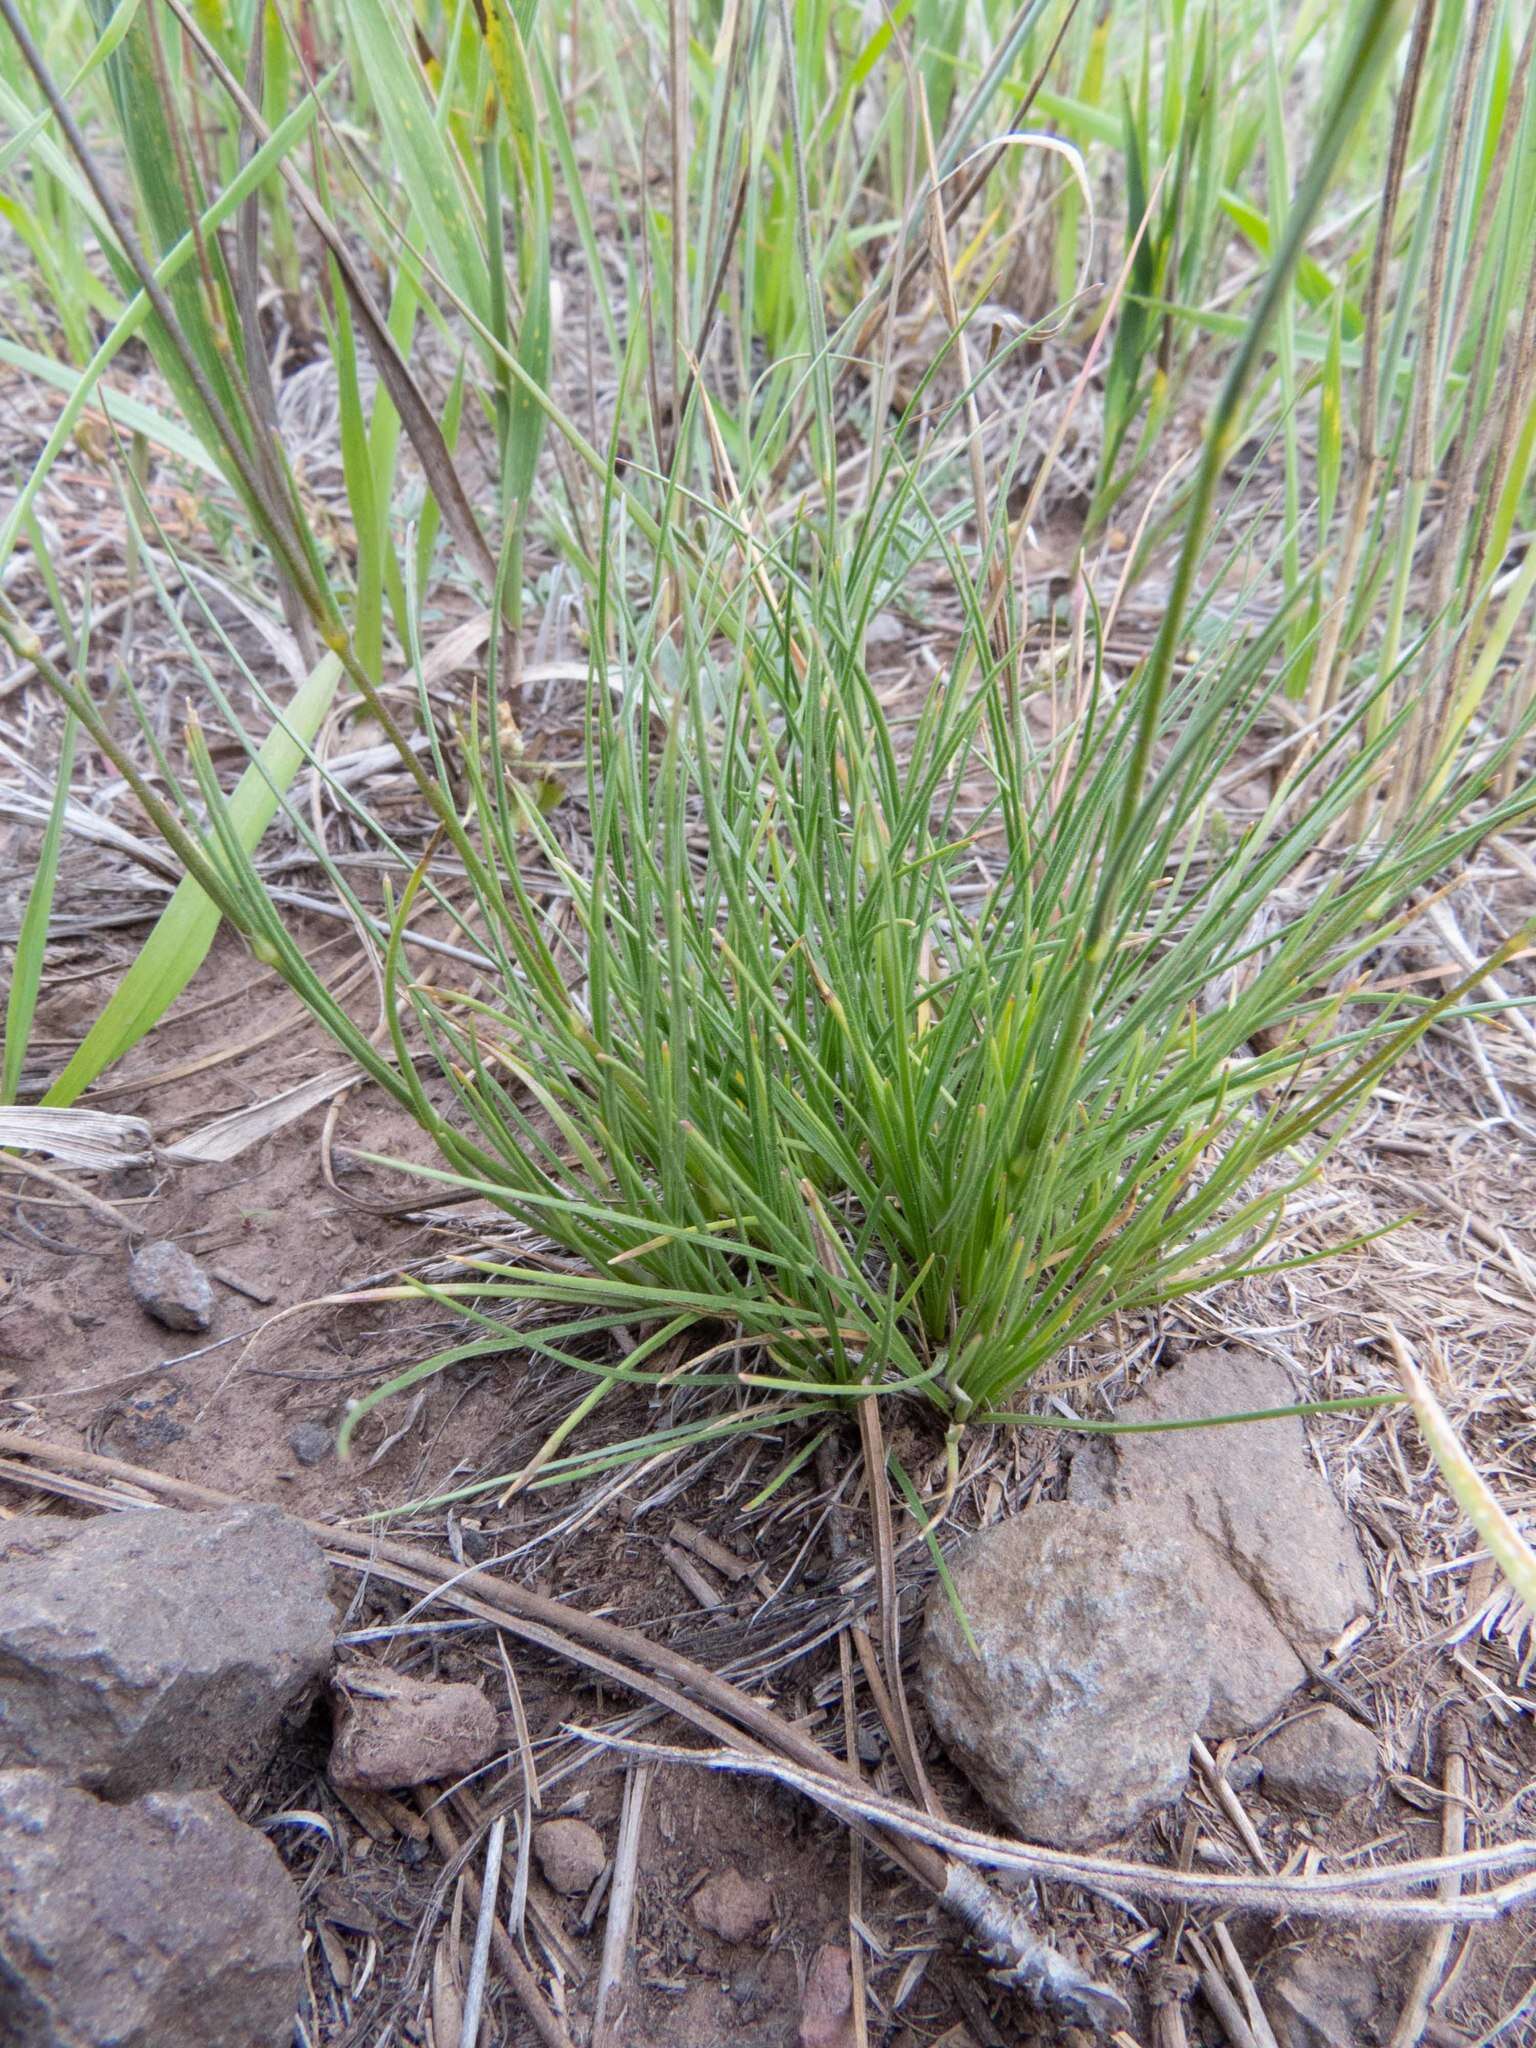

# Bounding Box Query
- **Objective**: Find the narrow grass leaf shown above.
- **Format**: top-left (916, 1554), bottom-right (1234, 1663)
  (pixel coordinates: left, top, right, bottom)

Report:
top-left (3, 710), bottom-right (76, 1104)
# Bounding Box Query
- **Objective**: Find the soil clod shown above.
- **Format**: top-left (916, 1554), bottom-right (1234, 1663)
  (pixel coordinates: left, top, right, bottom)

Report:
top-left (533, 1815), bottom-right (607, 1896)
top-left (797, 1942), bottom-right (857, 2048)
top-left (327, 1664), bottom-right (500, 1792)
top-left (0, 1306), bottom-right (62, 1366)
top-left (692, 1866), bottom-right (774, 1944)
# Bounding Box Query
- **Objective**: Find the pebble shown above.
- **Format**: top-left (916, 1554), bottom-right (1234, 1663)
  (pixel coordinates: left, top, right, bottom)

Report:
top-left (1264, 1950), bottom-right (1385, 2048)
top-left (129, 1240), bottom-right (215, 1333)
top-left (0, 1770), bottom-right (301, 2048)
top-left (692, 1867), bottom-right (773, 1944)
top-left (1259, 1706), bottom-right (1379, 1812)
top-left (921, 1501), bottom-right (1210, 1847)
top-left (289, 1422), bottom-right (334, 1467)
top-left (1225, 1753), bottom-right (1263, 1794)
top-left (533, 1816), bottom-right (606, 1895)
top-left (0, 1505), bottom-right (334, 1800)
top-left (924, 1342), bottom-right (1380, 1853)
top-left (1067, 1346), bottom-right (1373, 1737)
top-left (98, 1380), bottom-right (188, 1459)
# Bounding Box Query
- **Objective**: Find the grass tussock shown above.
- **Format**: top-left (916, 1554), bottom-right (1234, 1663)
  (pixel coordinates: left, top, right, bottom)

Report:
top-left (1, 0), bottom-right (1534, 1484)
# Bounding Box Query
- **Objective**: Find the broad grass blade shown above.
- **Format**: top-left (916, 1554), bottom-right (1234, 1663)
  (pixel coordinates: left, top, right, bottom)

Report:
top-left (44, 653), bottom-right (343, 1105)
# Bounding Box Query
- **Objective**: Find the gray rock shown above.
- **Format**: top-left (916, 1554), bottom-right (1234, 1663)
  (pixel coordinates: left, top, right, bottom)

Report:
top-left (533, 1816), bottom-right (606, 1895)
top-left (0, 1506), bottom-right (334, 1800)
top-left (920, 1502), bottom-right (1210, 1847)
top-left (1263, 1950), bottom-right (1385, 2048)
top-left (0, 1768), bottom-right (300, 2048)
top-left (1259, 1706), bottom-right (1379, 1812)
top-left (288, 1421), bottom-right (334, 1467)
top-left (1068, 1347), bottom-right (1372, 1735)
top-left (328, 1666), bottom-right (499, 1792)
top-left (129, 1240), bottom-right (215, 1332)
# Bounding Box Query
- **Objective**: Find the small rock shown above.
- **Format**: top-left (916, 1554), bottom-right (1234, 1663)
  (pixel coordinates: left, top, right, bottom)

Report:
top-left (533, 1816), bottom-right (606, 1896)
top-left (288, 1421), bottom-right (334, 1467)
top-left (921, 1502), bottom-right (1209, 1847)
top-left (1263, 1950), bottom-right (1385, 2048)
top-left (1259, 1707), bottom-right (1379, 1812)
top-left (0, 1506), bottom-right (335, 1800)
top-left (130, 1239), bottom-right (215, 1332)
top-left (692, 1867), bottom-right (773, 1944)
top-left (1226, 1753), bottom-right (1264, 1794)
top-left (1068, 1346), bottom-right (1372, 1736)
top-left (0, 1768), bottom-right (300, 2048)
top-left (328, 1667), bottom-right (499, 1792)
top-left (864, 610), bottom-right (905, 647)
top-left (799, 1943), bottom-right (856, 2048)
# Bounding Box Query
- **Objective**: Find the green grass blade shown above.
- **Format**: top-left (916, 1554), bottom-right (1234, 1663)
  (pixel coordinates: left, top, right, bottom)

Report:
top-left (3, 709), bottom-right (77, 1105)
top-left (0, 87), bottom-right (320, 575)
top-left (43, 653), bottom-right (343, 1106)
top-left (340, 0), bottom-right (491, 337)
top-left (1391, 1329), bottom-right (1536, 1621)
